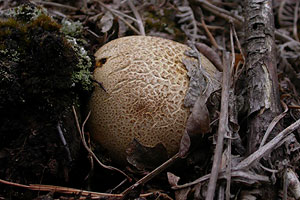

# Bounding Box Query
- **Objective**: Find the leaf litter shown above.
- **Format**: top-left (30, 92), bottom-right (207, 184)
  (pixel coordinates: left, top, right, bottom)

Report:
top-left (1, 0), bottom-right (300, 199)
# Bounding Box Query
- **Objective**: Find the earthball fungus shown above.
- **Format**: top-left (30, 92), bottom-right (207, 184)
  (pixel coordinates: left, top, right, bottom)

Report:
top-left (88, 36), bottom-right (218, 164)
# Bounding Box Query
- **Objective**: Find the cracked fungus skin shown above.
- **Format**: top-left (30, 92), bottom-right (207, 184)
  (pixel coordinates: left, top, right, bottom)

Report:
top-left (89, 36), bottom-right (217, 164)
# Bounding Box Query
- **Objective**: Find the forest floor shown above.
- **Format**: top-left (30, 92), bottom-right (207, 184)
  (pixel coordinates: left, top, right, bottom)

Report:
top-left (1, 0), bottom-right (300, 199)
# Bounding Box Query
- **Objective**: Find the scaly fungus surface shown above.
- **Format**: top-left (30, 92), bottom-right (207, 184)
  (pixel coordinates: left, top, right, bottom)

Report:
top-left (89, 36), bottom-right (218, 164)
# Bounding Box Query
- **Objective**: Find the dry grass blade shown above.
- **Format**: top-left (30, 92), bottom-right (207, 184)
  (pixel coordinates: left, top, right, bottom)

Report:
top-left (225, 24), bottom-right (236, 200)
top-left (259, 101), bottom-right (288, 148)
top-left (172, 169), bottom-right (269, 190)
top-left (127, 0), bottom-right (145, 35)
top-left (205, 51), bottom-right (230, 200)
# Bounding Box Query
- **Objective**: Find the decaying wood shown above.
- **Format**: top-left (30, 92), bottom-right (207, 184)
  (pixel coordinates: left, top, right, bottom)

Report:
top-left (244, 0), bottom-right (281, 154)
top-left (243, 1), bottom-right (287, 198)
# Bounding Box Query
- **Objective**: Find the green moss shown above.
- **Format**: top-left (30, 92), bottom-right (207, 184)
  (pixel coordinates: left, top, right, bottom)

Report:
top-left (60, 19), bottom-right (93, 92)
top-left (0, 49), bottom-right (20, 62)
top-left (61, 19), bottom-right (83, 38)
top-left (66, 37), bottom-right (93, 91)
top-left (0, 5), bottom-right (92, 94)
top-left (0, 18), bottom-right (26, 40)
top-left (0, 4), bottom-right (93, 115)
top-left (28, 14), bottom-right (61, 31)
top-left (5, 4), bottom-right (46, 22)
top-left (0, 4), bottom-right (90, 185)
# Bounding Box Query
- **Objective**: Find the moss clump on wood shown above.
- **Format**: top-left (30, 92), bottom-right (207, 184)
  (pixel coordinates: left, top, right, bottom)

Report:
top-left (61, 19), bottom-right (93, 92)
top-left (0, 3), bottom-right (92, 185)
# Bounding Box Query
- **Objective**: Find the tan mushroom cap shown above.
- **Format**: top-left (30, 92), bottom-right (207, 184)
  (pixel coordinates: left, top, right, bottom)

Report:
top-left (88, 36), bottom-right (217, 164)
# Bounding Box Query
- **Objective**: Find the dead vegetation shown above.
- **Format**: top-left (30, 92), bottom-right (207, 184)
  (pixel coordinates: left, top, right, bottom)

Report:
top-left (1, 0), bottom-right (300, 199)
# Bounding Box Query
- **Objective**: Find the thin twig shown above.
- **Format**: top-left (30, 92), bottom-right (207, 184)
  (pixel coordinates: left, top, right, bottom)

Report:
top-left (86, 28), bottom-right (100, 38)
top-left (197, 22), bottom-right (225, 30)
top-left (33, 0), bottom-right (78, 11)
top-left (218, 184), bottom-right (225, 200)
top-left (206, 51), bottom-right (230, 200)
top-left (72, 106), bottom-right (132, 182)
top-left (95, 0), bottom-right (141, 35)
top-left (98, 3), bottom-right (138, 22)
top-left (225, 24), bottom-right (235, 200)
top-left (259, 163), bottom-right (278, 173)
top-left (121, 153), bottom-right (180, 196)
top-left (229, 24), bottom-right (235, 85)
top-left (172, 169), bottom-right (269, 190)
top-left (198, 7), bottom-right (219, 49)
top-left (195, 0), bottom-right (300, 45)
top-left (235, 118), bottom-right (300, 170)
top-left (0, 178), bottom-right (155, 199)
top-left (293, 1), bottom-right (300, 42)
top-left (127, 0), bottom-right (145, 35)
top-left (195, 0), bottom-right (243, 26)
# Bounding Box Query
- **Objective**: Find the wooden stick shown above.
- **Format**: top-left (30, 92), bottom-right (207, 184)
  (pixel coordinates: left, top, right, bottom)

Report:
top-left (205, 51), bottom-right (230, 200)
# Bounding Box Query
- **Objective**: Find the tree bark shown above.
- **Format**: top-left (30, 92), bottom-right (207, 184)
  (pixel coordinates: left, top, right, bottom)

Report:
top-left (244, 0), bottom-right (281, 154)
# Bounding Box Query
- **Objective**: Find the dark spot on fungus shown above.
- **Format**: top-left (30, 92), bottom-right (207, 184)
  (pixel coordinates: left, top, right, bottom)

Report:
top-left (96, 58), bottom-right (107, 68)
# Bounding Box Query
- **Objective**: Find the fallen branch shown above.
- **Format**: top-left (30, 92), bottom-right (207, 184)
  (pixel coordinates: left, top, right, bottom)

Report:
top-left (0, 178), bottom-right (155, 199)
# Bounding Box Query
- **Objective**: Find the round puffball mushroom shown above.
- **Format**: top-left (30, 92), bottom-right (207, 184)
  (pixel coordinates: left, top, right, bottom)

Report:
top-left (88, 36), bottom-right (218, 164)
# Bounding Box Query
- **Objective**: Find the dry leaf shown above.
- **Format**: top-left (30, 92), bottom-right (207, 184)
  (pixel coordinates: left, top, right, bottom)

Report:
top-left (179, 131), bottom-right (191, 158)
top-left (126, 139), bottom-right (169, 170)
top-left (167, 172), bottom-right (180, 186)
top-left (175, 187), bottom-right (191, 200)
top-left (185, 96), bottom-right (211, 136)
top-left (183, 55), bottom-right (221, 108)
top-left (179, 53), bottom-right (221, 157)
top-left (167, 172), bottom-right (191, 200)
top-left (179, 96), bottom-right (210, 157)
top-left (99, 11), bottom-right (114, 33)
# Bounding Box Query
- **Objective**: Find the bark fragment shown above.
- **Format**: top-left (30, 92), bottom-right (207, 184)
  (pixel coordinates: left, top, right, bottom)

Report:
top-left (244, 0), bottom-right (281, 154)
